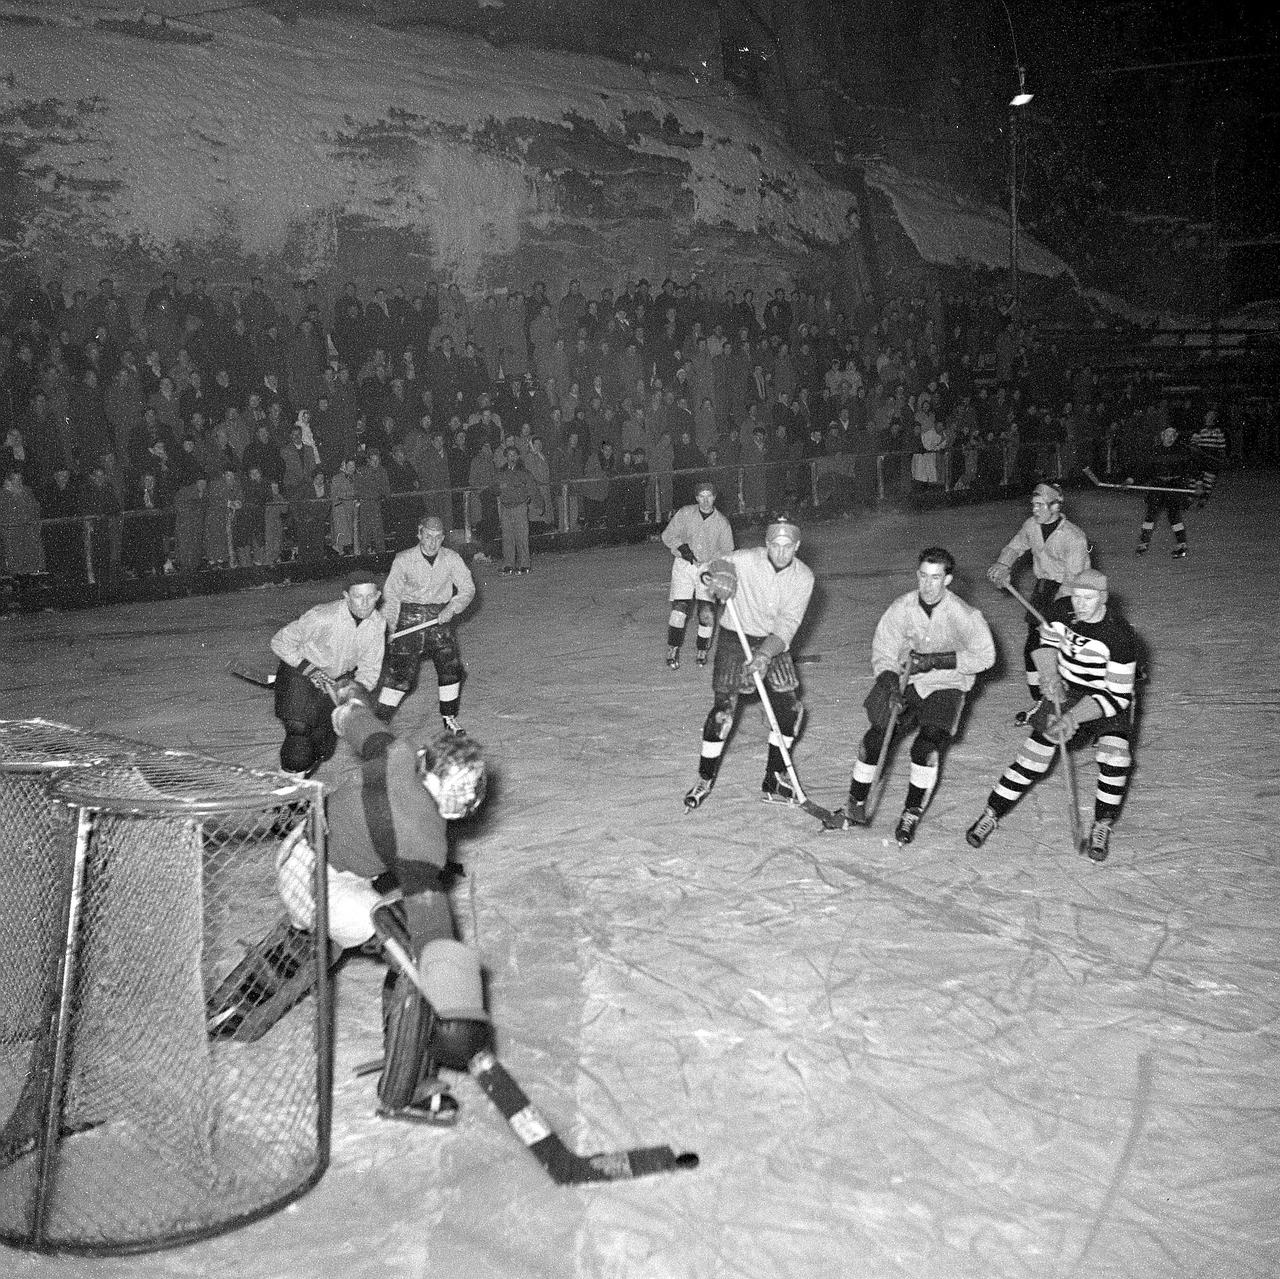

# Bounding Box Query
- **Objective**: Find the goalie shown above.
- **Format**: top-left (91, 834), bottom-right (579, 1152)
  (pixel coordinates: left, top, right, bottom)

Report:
top-left (208, 688), bottom-right (490, 1126)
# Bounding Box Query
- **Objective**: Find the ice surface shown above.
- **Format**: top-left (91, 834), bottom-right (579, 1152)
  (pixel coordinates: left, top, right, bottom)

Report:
top-left (2, 478), bottom-right (1277, 1277)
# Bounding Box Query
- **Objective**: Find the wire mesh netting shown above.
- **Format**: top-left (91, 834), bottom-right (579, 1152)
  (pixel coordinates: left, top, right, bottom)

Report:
top-left (0, 720), bottom-right (332, 1256)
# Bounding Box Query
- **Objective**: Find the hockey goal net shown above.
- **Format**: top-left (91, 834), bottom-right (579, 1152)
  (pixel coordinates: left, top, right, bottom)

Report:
top-left (0, 719), bottom-right (332, 1256)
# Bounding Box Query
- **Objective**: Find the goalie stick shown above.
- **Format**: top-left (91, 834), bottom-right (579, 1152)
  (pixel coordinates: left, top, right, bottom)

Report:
top-left (1082, 466), bottom-right (1196, 496)
top-left (372, 916), bottom-right (699, 1186)
top-left (722, 595), bottom-right (834, 823)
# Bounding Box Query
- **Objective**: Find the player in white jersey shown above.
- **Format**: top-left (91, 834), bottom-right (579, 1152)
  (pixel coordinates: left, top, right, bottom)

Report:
top-left (683, 514), bottom-right (815, 810)
top-left (660, 478), bottom-right (735, 669)
top-left (826, 548), bottom-right (994, 844)
top-left (377, 514), bottom-right (476, 733)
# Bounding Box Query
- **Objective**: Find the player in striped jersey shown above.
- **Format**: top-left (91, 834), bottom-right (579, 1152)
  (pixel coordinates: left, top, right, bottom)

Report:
top-left (966, 569), bottom-right (1139, 862)
top-left (1189, 406), bottom-right (1227, 507)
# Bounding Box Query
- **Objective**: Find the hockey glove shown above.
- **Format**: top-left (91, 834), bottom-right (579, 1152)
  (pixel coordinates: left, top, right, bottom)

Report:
top-left (677, 543), bottom-right (697, 564)
top-left (874, 668), bottom-right (907, 715)
top-left (1043, 708), bottom-right (1078, 744)
top-left (301, 662), bottom-right (337, 699)
top-left (907, 649), bottom-right (957, 675)
top-left (986, 562), bottom-right (1012, 587)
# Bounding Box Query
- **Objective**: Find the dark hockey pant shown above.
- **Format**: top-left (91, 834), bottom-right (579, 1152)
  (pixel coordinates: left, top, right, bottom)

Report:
top-left (377, 603), bottom-right (465, 720)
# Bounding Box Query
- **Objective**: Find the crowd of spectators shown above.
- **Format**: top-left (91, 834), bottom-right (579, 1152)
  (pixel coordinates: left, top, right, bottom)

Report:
top-left (0, 262), bottom-right (1257, 590)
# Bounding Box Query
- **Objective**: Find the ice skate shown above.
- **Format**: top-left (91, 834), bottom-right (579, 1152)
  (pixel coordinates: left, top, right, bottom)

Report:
top-left (894, 807), bottom-right (922, 846)
top-left (666, 646), bottom-right (681, 670)
top-left (760, 771), bottom-right (799, 806)
top-left (965, 806), bottom-right (999, 848)
top-left (683, 778), bottom-right (714, 811)
top-left (441, 714), bottom-right (465, 736)
top-left (1135, 542), bottom-right (1149, 556)
top-left (1085, 819), bottom-right (1113, 862)
top-left (377, 1084), bottom-right (460, 1127)
top-left (1172, 545), bottom-right (1188, 559)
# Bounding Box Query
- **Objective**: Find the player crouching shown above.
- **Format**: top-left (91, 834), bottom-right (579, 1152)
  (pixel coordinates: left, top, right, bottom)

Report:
top-left (207, 685), bottom-right (490, 1124)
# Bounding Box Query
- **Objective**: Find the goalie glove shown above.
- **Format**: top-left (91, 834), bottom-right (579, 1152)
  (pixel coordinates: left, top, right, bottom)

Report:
top-left (700, 558), bottom-right (737, 601)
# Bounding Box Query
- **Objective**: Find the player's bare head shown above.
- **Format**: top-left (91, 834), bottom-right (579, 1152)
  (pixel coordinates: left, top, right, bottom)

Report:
top-left (765, 513), bottom-right (801, 568)
top-left (419, 733), bottom-right (487, 820)
top-left (916, 546), bottom-right (954, 603)
top-left (1161, 425), bottom-right (1178, 446)
top-left (1031, 482), bottom-right (1063, 520)
top-left (1066, 568), bottom-right (1108, 621)
top-left (343, 568), bottom-right (381, 616)
top-left (695, 479), bottom-right (717, 510)
top-left (418, 516), bottom-right (446, 550)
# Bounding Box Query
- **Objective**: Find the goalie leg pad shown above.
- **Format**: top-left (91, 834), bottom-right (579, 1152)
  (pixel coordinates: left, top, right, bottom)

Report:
top-left (206, 918), bottom-right (340, 1042)
top-left (419, 939), bottom-right (490, 1071)
top-left (378, 970), bottom-right (436, 1111)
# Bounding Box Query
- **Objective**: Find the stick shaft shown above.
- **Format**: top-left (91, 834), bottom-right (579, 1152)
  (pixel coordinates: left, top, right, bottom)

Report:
top-left (1001, 587), bottom-right (1084, 850)
top-left (389, 617), bottom-right (442, 642)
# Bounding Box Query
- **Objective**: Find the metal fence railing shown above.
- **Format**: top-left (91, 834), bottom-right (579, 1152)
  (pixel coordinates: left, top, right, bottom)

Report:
top-left (0, 444), bottom-right (1063, 589)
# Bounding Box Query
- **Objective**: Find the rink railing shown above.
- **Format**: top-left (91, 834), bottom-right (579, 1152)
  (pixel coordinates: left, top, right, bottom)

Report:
top-left (0, 443), bottom-right (1062, 584)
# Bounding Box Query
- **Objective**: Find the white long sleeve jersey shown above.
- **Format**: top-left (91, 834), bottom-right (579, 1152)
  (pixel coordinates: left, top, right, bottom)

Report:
top-left (724, 546), bottom-right (814, 647)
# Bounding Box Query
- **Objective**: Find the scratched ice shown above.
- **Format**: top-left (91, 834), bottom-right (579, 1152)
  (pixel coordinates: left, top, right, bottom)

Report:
top-left (3, 479), bottom-right (1275, 1279)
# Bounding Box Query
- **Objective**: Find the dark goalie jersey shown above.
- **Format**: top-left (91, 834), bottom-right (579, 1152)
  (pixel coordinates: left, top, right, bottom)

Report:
top-left (1040, 596), bottom-right (1139, 721)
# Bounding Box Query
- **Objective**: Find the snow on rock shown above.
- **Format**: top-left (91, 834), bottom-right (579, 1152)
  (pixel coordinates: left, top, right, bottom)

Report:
top-left (0, 8), bottom-right (857, 285)
top-left (863, 160), bottom-right (1071, 282)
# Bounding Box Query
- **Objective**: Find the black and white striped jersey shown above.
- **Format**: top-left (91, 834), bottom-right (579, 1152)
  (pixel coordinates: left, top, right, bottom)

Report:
top-left (1039, 596), bottom-right (1139, 720)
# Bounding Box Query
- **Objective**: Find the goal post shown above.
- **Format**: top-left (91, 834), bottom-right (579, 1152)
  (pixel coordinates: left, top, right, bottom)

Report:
top-left (0, 719), bottom-right (333, 1256)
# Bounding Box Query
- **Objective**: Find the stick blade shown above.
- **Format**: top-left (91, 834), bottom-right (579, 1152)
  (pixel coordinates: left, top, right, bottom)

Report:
top-left (800, 798), bottom-right (836, 824)
top-left (229, 657), bottom-right (276, 687)
top-left (468, 1051), bottom-right (698, 1186)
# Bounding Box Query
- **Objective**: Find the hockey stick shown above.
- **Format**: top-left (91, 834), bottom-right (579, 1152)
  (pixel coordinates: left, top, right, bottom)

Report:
top-left (370, 912), bottom-right (698, 1185)
top-left (723, 596), bottom-right (833, 822)
top-left (1000, 583), bottom-right (1085, 853)
top-left (1082, 466), bottom-right (1195, 496)
top-left (865, 669), bottom-right (909, 822)
top-left (228, 656), bottom-right (276, 687)
top-left (389, 615), bottom-right (443, 643)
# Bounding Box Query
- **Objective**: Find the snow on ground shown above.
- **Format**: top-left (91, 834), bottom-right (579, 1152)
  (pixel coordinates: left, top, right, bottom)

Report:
top-left (3, 476), bottom-right (1277, 1278)
top-left (1, 7), bottom-right (854, 277)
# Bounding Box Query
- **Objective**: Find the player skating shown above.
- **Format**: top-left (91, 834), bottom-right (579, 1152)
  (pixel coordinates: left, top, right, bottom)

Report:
top-left (660, 478), bottom-right (734, 670)
top-left (377, 514), bottom-right (476, 732)
top-left (986, 481), bottom-right (1091, 726)
top-left (268, 568), bottom-right (385, 774)
top-left (1189, 405), bottom-right (1227, 507)
top-left (825, 547), bottom-right (994, 844)
top-left (683, 514), bottom-right (815, 810)
top-left (965, 569), bottom-right (1139, 862)
top-left (1131, 425), bottom-right (1192, 558)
